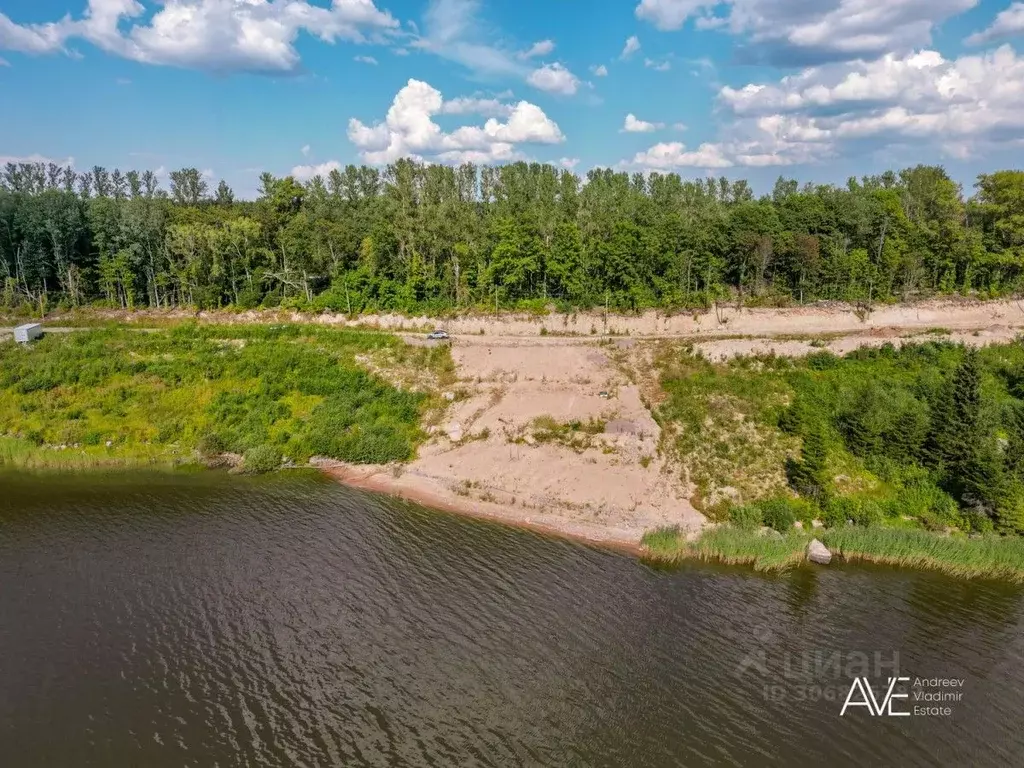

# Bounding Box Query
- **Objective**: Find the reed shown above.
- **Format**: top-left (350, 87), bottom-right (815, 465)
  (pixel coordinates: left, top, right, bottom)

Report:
top-left (642, 525), bottom-right (808, 572)
top-left (821, 528), bottom-right (1024, 583)
top-left (643, 524), bottom-right (1024, 582)
top-left (0, 437), bottom-right (178, 470)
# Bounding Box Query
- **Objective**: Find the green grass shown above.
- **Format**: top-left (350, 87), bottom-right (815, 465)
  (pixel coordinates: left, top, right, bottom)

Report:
top-left (821, 527), bottom-right (1024, 582)
top-left (642, 525), bottom-right (807, 572)
top-left (655, 346), bottom-right (799, 505)
top-left (642, 524), bottom-right (1024, 582)
top-left (0, 323), bottom-right (450, 470)
top-left (0, 436), bottom-right (171, 469)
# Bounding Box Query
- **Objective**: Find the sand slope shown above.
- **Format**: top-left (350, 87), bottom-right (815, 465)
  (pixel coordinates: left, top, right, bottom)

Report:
top-left (322, 336), bottom-right (704, 548)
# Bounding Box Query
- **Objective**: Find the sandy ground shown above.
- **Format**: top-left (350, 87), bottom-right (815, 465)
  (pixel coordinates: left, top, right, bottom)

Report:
top-left (10, 296), bottom-right (1024, 340)
top-left (321, 335), bottom-right (704, 549)
top-left (317, 297), bottom-right (1024, 339)
top-left (694, 324), bottom-right (1023, 361)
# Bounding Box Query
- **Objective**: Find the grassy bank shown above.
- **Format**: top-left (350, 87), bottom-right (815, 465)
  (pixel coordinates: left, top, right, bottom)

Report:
top-left (642, 525), bottom-right (1024, 582)
top-left (0, 324), bottom-right (452, 471)
top-left (655, 339), bottom-right (1024, 534)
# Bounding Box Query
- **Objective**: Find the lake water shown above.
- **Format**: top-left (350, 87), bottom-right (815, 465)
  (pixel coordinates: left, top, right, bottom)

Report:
top-left (1, 471), bottom-right (1022, 767)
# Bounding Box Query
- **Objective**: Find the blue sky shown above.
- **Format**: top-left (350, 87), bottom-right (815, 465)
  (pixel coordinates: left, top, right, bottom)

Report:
top-left (1, 0), bottom-right (1023, 198)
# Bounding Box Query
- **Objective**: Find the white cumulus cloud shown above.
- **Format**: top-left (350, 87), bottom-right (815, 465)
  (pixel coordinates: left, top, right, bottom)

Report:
top-left (440, 96), bottom-right (515, 118)
top-left (592, 64), bottom-right (608, 76)
top-left (292, 160), bottom-right (342, 181)
top-left (634, 0), bottom-right (978, 65)
top-left (527, 62), bottom-right (581, 95)
top-left (623, 114), bottom-right (664, 132)
top-left (966, 2), bottom-right (1024, 46)
top-left (635, 0), bottom-right (718, 31)
top-left (628, 43), bottom-right (1024, 171)
top-left (629, 141), bottom-right (734, 169)
top-left (718, 46), bottom-right (1024, 146)
top-left (621, 35), bottom-right (641, 59)
top-left (0, 0), bottom-right (398, 73)
top-left (347, 79), bottom-right (564, 165)
top-left (354, 55), bottom-right (378, 65)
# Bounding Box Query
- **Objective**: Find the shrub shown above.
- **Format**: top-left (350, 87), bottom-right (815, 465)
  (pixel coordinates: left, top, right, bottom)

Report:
top-left (965, 509), bottom-right (995, 535)
top-left (850, 499), bottom-right (883, 527)
top-left (821, 496), bottom-right (883, 528)
top-left (196, 433), bottom-right (226, 458)
top-left (822, 497), bottom-right (855, 528)
top-left (729, 504), bottom-right (763, 530)
top-left (243, 444), bottom-right (282, 474)
top-left (729, 497), bottom-right (813, 531)
top-left (757, 498), bottom-right (799, 532)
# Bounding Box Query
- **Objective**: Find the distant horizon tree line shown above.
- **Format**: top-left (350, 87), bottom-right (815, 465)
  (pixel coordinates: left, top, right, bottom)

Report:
top-left (2, 159), bottom-right (1023, 315)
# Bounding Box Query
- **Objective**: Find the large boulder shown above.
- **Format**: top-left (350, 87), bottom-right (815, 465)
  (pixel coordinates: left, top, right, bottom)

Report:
top-left (806, 538), bottom-right (832, 565)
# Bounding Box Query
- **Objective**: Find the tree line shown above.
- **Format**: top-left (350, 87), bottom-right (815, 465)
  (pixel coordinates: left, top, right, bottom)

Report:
top-left (2, 160), bottom-right (1023, 314)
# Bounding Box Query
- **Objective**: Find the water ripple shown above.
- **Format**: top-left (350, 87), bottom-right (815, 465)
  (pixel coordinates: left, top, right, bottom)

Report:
top-left (0, 471), bottom-right (1021, 767)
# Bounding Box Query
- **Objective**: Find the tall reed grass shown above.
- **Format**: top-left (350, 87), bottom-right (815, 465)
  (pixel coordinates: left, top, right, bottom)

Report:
top-left (821, 528), bottom-right (1024, 582)
top-left (643, 524), bottom-right (1024, 582)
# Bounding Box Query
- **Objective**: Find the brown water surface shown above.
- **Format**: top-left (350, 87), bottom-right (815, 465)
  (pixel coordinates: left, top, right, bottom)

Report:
top-left (1, 470), bottom-right (1021, 766)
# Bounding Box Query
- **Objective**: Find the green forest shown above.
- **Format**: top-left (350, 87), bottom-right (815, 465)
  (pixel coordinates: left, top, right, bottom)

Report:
top-left (2, 160), bottom-right (1023, 315)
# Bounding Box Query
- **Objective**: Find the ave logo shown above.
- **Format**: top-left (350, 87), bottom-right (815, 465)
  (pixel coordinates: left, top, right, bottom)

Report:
top-left (840, 677), bottom-right (911, 716)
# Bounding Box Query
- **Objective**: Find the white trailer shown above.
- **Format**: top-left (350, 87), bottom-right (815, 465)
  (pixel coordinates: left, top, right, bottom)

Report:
top-left (13, 324), bottom-right (43, 344)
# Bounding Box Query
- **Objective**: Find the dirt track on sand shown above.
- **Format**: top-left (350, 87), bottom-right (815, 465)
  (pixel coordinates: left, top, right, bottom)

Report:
top-left (322, 297), bottom-right (1024, 339)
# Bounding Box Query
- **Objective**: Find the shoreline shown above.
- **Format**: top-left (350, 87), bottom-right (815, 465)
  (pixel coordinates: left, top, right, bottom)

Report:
top-left (5, 310), bottom-right (1024, 583)
top-left (5, 457), bottom-right (1022, 582)
top-left (642, 525), bottom-right (1024, 583)
top-left (316, 461), bottom-right (646, 556)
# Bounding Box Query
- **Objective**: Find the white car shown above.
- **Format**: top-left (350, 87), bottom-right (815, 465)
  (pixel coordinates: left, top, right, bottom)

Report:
top-left (427, 329), bottom-right (450, 340)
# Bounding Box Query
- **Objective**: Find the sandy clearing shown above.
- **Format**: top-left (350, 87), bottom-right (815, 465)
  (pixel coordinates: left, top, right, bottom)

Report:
top-left (328, 335), bottom-right (705, 548)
